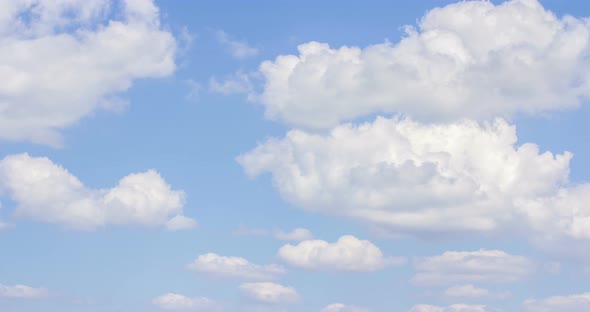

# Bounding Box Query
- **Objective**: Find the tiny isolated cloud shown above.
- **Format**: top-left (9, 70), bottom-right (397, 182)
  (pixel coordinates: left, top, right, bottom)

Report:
top-left (274, 228), bottom-right (313, 241)
top-left (215, 30), bottom-right (259, 59)
top-left (0, 0), bottom-right (177, 146)
top-left (209, 71), bottom-right (255, 96)
top-left (187, 253), bottom-right (285, 281)
top-left (321, 303), bottom-right (371, 312)
top-left (239, 282), bottom-right (300, 304)
top-left (412, 249), bottom-right (534, 286)
top-left (0, 284), bottom-right (49, 299)
top-left (277, 235), bottom-right (406, 271)
top-left (0, 153), bottom-right (195, 231)
top-left (409, 304), bottom-right (488, 312)
top-left (152, 293), bottom-right (217, 311)
top-left (253, 0), bottom-right (590, 129)
top-left (523, 292), bottom-right (590, 312)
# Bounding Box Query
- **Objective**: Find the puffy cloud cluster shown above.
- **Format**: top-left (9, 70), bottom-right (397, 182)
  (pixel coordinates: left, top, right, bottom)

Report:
top-left (239, 282), bottom-right (300, 304)
top-left (239, 117), bottom-right (574, 235)
top-left (0, 154), bottom-right (194, 230)
top-left (255, 0), bottom-right (590, 129)
top-left (0, 283), bottom-right (49, 299)
top-left (187, 253), bottom-right (285, 280)
top-left (412, 249), bottom-right (533, 286)
top-left (152, 293), bottom-right (216, 311)
top-left (277, 235), bottom-right (405, 271)
top-left (523, 292), bottom-right (590, 312)
top-left (0, 0), bottom-right (176, 145)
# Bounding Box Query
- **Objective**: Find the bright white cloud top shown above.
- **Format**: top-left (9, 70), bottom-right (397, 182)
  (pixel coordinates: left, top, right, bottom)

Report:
top-left (254, 0), bottom-right (590, 129)
top-left (0, 153), bottom-right (193, 230)
top-left (412, 249), bottom-right (534, 286)
top-left (239, 282), bottom-right (300, 304)
top-left (0, 284), bottom-right (48, 299)
top-left (187, 253), bottom-right (285, 280)
top-left (277, 235), bottom-right (405, 271)
top-left (152, 293), bottom-right (216, 311)
top-left (0, 0), bottom-right (176, 145)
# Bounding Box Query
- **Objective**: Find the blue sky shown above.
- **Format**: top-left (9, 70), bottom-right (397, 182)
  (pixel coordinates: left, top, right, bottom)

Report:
top-left (1, 0), bottom-right (590, 311)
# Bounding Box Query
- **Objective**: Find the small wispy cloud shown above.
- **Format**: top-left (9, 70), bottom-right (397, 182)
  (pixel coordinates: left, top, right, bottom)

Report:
top-left (215, 30), bottom-right (259, 59)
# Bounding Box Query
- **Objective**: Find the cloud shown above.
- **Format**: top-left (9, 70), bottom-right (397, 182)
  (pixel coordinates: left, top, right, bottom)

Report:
top-left (209, 71), bottom-right (255, 95)
top-left (277, 235), bottom-right (405, 271)
top-left (215, 30), bottom-right (258, 59)
top-left (409, 304), bottom-right (488, 312)
top-left (187, 253), bottom-right (285, 281)
top-left (412, 249), bottom-right (534, 286)
top-left (274, 228), bottom-right (313, 241)
top-left (523, 292), bottom-right (590, 312)
top-left (0, 284), bottom-right (49, 299)
top-left (239, 282), bottom-right (300, 304)
top-left (239, 117), bottom-right (572, 235)
top-left (252, 0), bottom-right (590, 129)
top-left (152, 293), bottom-right (216, 311)
top-left (321, 303), bottom-right (370, 312)
top-left (0, 153), bottom-right (194, 230)
top-left (166, 215), bottom-right (198, 231)
top-left (0, 0), bottom-right (176, 146)
top-left (445, 285), bottom-right (490, 298)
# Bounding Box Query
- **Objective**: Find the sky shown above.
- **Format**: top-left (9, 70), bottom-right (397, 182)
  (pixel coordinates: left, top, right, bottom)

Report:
top-left (1, 0), bottom-right (590, 311)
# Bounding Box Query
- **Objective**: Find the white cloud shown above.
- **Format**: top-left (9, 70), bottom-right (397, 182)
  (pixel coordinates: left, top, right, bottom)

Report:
top-left (0, 153), bottom-right (193, 230)
top-left (277, 235), bottom-right (405, 271)
top-left (523, 292), bottom-right (590, 312)
top-left (216, 30), bottom-right (258, 59)
top-left (253, 0), bottom-right (590, 129)
top-left (239, 117), bottom-right (571, 234)
top-left (444, 285), bottom-right (490, 298)
top-left (0, 0), bottom-right (176, 146)
top-left (209, 71), bottom-right (254, 95)
top-left (187, 253), bottom-right (285, 281)
top-left (409, 304), bottom-right (488, 312)
top-left (166, 215), bottom-right (198, 231)
top-left (274, 228), bottom-right (313, 241)
top-left (152, 293), bottom-right (216, 311)
top-left (321, 303), bottom-right (370, 312)
top-left (239, 282), bottom-right (300, 304)
top-left (0, 284), bottom-right (49, 299)
top-left (412, 249), bottom-right (534, 286)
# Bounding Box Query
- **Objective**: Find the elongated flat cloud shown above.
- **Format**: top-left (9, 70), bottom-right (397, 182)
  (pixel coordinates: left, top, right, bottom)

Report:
top-left (277, 235), bottom-right (405, 271)
top-left (187, 253), bottom-right (285, 280)
top-left (409, 304), bottom-right (488, 312)
top-left (321, 303), bottom-right (370, 312)
top-left (0, 154), bottom-right (194, 230)
top-left (239, 282), bottom-right (300, 304)
top-left (152, 293), bottom-right (216, 311)
top-left (274, 228), bottom-right (313, 241)
top-left (523, 292), bottom-right (590, 312)
top-left (0, 0), bottom-right (176, 145)
top-left (412, 249), bottom-right (534, 286)
top-left (445, 285), bottom-right (490, 298)
top-left (254, 0), bottom-right (590, 128)
top-left (239, 117), bottom-right (571, 234)
top-left (0, 284), bottom-right (48, 299)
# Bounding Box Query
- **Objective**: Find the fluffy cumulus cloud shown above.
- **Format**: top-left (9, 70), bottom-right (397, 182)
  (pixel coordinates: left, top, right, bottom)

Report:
top-left (187, 253), bottom-right (285, 280)
top-left (152, 293), bottom-right (216, 311)
top-left (409, 304), bottom-right (488, 312)
top-left (254, 0), bottom-right (590, 129)
top-left (0, 0), bottom-right (176, 145)
top-left (523, 292), bottom-right (590, 312)
top-left (321, 303), bottom-right (370, 312)
top-left (239, 117), bottom-right (574, 235)
top-left (0, 284), bottom-right (49, 299)
top-left (0, 153), bottom-right (194, 230)
top-left (239, 282), bottom-right (300, 304)
top-left (277, 235), bottom-right (405, 271)
top-left (412, 249), bottom-right (534, 286)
